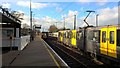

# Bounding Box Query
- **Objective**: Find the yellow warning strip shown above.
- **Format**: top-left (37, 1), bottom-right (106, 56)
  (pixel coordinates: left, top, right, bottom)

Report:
top-left (40, 37), bottom-right (60, 68)
top-left (45, 45), bottom-right (60, 68)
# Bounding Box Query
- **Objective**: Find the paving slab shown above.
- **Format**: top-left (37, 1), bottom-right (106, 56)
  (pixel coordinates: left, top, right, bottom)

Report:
top-left (10, 36), bottom-right (57, 66)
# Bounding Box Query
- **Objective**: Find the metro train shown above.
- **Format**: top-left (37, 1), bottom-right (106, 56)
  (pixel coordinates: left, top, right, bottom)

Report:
top-left (48, 25), bottom-right (120, 65)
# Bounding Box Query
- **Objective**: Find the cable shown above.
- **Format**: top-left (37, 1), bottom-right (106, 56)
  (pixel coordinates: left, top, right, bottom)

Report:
top-left (54, 2), bottom-right (73, 19)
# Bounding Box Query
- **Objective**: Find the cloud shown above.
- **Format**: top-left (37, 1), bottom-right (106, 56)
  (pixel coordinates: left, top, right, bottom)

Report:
top-left (96, 0), bottom-right (108, 6)
top-left (79, 0), bottom-right (90, 2)
top-left (1, 2), bottom-right (10, 8)
top-left (56, 7), bottom-right (62, 12)
top-left (79, 0), bottom-right (119, 2)
top-left (96, 0), bottom-right (107, 2)
top-left (97, 6), bottom-right (118, 26)
top-left (97, 2), bottom-right (107, 6)
top-left (61, 10), bottom-right (79, 29)
top-left (35, 16), bottom-right (61, 31)
top-left (20, 14), bottom-right (61, 32)
top-left (42, 16), bottom-right (58, 23)
top-left (68, 10), bottom-right (79, 17)
top-left (17, 10), bottom-right (24, 14)
top-left (0, 0), bottom-right (119, 3)
top-left (21, 15), bottom-right (43, 28)
top-left (17, 1), bottom-right (48, 9)
top-left (21, 15), bottom-right (30, 25)
top-left (79, 0), bottom-right (108, 6)
top-left (79, 6), bottom-right (118, 27)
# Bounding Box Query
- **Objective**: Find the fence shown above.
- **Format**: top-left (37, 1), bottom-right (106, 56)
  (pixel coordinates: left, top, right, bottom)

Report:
top-left (2, 35), bottom-right (30, 50)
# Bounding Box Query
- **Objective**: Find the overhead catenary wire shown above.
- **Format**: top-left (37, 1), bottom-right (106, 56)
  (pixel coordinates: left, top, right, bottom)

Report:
top-left (54, 2), bottom-right (73, 20)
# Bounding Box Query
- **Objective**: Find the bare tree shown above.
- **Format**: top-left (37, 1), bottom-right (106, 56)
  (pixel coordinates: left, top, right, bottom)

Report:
top-left (48, 25), bottom-right (58, 32)
top-left (10, 11), bottom-right (24, 20)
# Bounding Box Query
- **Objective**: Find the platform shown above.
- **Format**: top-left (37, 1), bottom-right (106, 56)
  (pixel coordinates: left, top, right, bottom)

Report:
top-left (2, 35), bottom-right (68, 67)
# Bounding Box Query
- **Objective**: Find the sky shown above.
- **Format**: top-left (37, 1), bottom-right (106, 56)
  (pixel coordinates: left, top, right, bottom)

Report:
top-left (0, 0), bottom-right (120, 32)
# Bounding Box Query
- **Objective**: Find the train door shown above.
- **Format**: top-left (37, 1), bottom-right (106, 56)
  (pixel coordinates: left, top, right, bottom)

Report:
top-left (71, 30), bottom-right (74, 46)
top-left (100, 28), bottom-right (108, 55)
top-left (69, 31), bottom-right (72, 46)
top-left (108, 26), bottom-right (117, 58)
top-left (100, 26), bottom-right (117, 58)
top-left (58, 32), bottom-right (60, 41)
top-left (60, 31), bottom-right (62, 42)
top-left (63, 31), bottom-right (66, 44)
top-left (61, 31), bottom-right (63, 42)
top-left (71, 30), bottom-right (76, 47)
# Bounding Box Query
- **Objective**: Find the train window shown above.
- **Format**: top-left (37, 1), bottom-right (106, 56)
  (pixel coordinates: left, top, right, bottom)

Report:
top-left (70, 32), bottom-right (72, 38)
top-left (66, 32), bottom-right (67, 38)
top-left (58, 32), bottom-right (60, 37)
top-left (60, 33), bottom-right (62, 37)
top-left (78, 32), bottom-right (82, 39)
top-left (77, 32), bottom-right (79, 39)
top-left (61, 33), bottom-right (62, 37)
top-left (72, 32), bottom-right (73, 38)
top-left (117, 30), bottom-right (120, 46)
top-left (59, 32), bottom-right (61, 36)
top-left (87, 30), bottom-right (93, 40)
top-left (94, 30), bottom-right (100, 43)
top-left (65, 32), bottom-right (67, 38)
top-left (102, 31), bottom-right (106, 43)
top-left (73, 33), bottom-right (75, 38)
top-left (60, 32), bottom-right (61, 37)
top-left (71, 33), bottom-right (73, 38)
top-left (67, 32), bottom-right (69, 38)
top-left (74, 33), bottom-right (76, 38)
top-left (69, 32), bottom-right (71, 38)
top-left (72, 33), bottom-right (75, 38)
top-left (63, 33), bottom-right (65, 38)
top-left (64, 32), bottom-right (66, 38)
top-left (110, 31), bottom-right (114, 44)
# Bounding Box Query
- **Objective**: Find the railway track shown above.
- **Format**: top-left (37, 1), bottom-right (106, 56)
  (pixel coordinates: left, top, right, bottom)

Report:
top-left (44, 38), bottom-right (104, 68)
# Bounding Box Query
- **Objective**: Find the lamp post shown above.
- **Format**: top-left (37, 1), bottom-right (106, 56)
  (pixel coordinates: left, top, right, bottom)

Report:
top-left (55, 22), bottom-right (57, 28)
top-left (74, 14), bottom-right (76, 30)
top-left (96, 14), bottom-right (99, 27)
top-left (30, 0), bottom-right (32, 30)
top-left (63, 17), bottom-right (65, 30)
top-left (32, 13), bottom-right (35, 30)
top-left (30, 0), bottom-right (33, 41)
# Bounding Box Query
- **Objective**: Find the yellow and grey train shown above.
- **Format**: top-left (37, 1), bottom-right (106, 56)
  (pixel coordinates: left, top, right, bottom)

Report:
top-left (49, 25), bottom-right (120, 64)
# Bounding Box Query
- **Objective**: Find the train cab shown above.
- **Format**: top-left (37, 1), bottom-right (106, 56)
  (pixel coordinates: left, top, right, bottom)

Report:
top-left (42, 32), bottom-right (48, 39)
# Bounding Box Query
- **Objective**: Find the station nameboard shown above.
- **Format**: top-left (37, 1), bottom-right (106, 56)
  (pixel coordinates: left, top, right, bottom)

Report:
top-left (35, 25), bottom-right (41, 29)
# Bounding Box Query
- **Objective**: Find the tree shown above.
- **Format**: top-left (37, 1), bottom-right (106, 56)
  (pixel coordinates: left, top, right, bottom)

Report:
top-left (22, 23), bottom-right (30, 29)
top-left (48, 25), bottom-right (58, 32)
top-left (10, 11), bottom-right (24, 20)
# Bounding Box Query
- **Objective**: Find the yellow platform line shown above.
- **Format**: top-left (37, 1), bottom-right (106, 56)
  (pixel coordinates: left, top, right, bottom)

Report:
top-left (45, 45), bottom-right (60, 68)
top-left (40, 37), bottom-right (60, 68)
